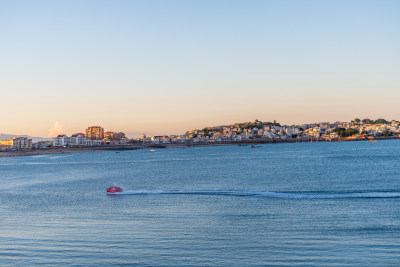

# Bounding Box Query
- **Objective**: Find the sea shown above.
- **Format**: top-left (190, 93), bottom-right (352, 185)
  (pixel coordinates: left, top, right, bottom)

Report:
top-left (1, 140), bottom-right (400, 266)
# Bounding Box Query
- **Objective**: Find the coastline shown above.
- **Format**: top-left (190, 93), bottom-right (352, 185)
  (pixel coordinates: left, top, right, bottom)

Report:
top-left (0, 145), bottom-right (143, 158)
top-left (0, 136), bottom-right (398, 158)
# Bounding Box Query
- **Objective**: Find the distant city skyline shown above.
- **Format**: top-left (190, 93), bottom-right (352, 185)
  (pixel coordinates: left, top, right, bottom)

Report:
top-left (1, 0), bottom-right (399, 138)
top-left (1, 116), bottom-right (399, 139)
top-left (2, 117), bottom-right (398, 151)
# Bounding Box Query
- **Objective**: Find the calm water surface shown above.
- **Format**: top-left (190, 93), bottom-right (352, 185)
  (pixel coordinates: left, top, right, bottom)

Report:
top-left (1, 140), bottom-right (400, 266)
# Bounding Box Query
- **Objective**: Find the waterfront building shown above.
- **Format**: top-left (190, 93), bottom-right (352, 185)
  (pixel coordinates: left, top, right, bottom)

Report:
top-left (104, 131), bottom-right (115, 140)
top-left (104, 131), bottom-right (126, 141)
top-left (0, 137), bottom-right (32, 150)
top-left (70, 133), bottom-right (87, 146)
top-left (245, 132), bottom-right (254, 138)
top-left (0, 139), bottom-right (13, 148)
top-left (86, 126), bottom-right (104, 140)
top-left (53, 135), bottom-right (70, 147)
top-left (33, 141), bottom-right (51, 149)
top-left (115, 132), bottom-right (126, 141)
top-left (15, 137), bottom-right (32, 149)
top-left (86, 139), bottom-right (102, 146)
top-left (151, 136), bottom-right (168, 143)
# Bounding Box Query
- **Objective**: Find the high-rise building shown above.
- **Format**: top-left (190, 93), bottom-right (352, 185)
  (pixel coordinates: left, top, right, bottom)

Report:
top-left (86, 126), bottom-right (104, 140)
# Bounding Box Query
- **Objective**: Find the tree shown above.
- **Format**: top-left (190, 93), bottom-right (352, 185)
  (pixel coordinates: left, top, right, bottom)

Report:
top-left (354, 118), bottom-right (360, 123)
top-left (381, 130), bottom-right (392, 136)
top-left (373, 118), bottom-right (389, 124)
top-left (332, 127), bottom-right (345, 133)
top-left (362, 118), bottom-right (372, 124)
top-left (250, 120), bottom-right (263, 129)
top-left (332, 127), bottom-right (358, 137)
top-left (345, 128), bottom-right (358, 136)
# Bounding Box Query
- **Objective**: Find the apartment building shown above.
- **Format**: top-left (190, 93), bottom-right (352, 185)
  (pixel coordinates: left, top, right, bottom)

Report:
top-left (86, 126), bottom-right (104, 140)
top-left (0, 137), bottom-right (32, 150)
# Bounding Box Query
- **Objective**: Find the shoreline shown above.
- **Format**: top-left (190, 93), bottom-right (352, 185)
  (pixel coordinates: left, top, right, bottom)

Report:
top-left (0, 145), bottom-right (144, 158)
top-left (0, 136), bottom-right (398, 158)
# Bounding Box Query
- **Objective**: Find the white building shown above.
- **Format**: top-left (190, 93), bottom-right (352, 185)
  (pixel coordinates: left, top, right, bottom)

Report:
top-left (70, 134), bottom-right (87, 146)
top-left (52, 135), bottom-right (70, 147)
top-left (86, 139), bottom-right (102, 146)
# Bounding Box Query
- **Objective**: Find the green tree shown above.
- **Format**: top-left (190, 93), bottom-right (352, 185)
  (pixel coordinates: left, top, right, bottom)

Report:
top-left (362, 118), bottom-right (372, 124)
top-left (333, 127), bottom-right (358, 137)
top-left (381, 130), bottom-right (392, 136)
top-left (373, 118), bottom-right (389, 124)
top-left (332, 127), bottom-right (345, 133)
top-left (345, 128), bottom-right (358, 136)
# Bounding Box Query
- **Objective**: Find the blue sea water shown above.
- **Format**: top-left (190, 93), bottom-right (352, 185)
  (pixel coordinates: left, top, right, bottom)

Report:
top-left (1, 140), bottom-right (400, 266)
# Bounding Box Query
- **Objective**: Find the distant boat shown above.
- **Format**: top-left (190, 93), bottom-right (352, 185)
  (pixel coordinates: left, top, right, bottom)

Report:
top-left (369, 140), bottom-right (379, 142)
top-left (250, 145), bottom-right (262, 148)
top-left (149, 149), bottom-right (156, 151)
top-left (106, 186), bottom-right (123, 193)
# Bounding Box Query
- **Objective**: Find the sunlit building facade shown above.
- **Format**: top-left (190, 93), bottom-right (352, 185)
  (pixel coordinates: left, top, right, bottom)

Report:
top-left (104, 131), bottom-right (126, 142)
top-left (86, 126), bottom-right (104, 140)
top-left (0, 137), bottom-right (32, 150)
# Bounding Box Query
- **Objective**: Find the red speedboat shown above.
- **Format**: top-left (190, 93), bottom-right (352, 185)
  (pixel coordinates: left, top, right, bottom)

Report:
top-left (107, 186), bottom-right (123, 193)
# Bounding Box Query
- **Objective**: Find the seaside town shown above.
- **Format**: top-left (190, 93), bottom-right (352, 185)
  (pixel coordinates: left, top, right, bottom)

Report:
top-left (0, 118), bottom-right (400, 152)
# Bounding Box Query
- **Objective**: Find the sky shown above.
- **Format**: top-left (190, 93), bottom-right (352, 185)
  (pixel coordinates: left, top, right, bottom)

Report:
top-left (0, 0), bottom-right (399, 137)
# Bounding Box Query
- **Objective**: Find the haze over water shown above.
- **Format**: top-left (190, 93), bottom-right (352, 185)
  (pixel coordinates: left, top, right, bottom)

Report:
top-left (1, 140), bottom-right (400, 265)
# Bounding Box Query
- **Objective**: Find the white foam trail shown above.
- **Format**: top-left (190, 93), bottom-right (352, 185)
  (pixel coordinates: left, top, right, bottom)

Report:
top-left (108, 190), bottom-right (400, 199)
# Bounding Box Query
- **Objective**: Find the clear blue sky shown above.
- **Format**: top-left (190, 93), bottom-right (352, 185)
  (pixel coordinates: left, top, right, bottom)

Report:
top-left (0, 0), bottom-right (399, 137)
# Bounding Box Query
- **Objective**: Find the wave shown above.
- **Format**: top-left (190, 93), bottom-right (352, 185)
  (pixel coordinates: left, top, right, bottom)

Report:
top-left (110, 190), bottom-right (400, 199)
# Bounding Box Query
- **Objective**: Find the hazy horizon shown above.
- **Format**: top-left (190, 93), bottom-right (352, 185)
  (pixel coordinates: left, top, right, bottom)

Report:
top-left (1, 116), bottom-right (397, 139)
top-left (1, 0), bottom-right (399, 137)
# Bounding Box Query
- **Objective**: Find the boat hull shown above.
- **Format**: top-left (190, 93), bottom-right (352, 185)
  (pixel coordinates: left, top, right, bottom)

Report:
top-left (106, 187), bottom-right (123, 193)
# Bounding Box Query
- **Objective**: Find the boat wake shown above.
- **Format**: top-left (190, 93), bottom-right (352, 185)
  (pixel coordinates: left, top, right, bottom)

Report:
top-left (109, 190), bottom-right (400, 199)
